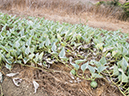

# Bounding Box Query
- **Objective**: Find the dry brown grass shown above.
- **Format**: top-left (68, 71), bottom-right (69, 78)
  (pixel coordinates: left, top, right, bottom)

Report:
top-left (0, 0), bottom-right (128, 21)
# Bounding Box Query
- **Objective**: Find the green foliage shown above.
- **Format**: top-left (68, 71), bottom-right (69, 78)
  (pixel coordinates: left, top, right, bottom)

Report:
top-left (122, 2), bottom-right (129, 18)
top-left (96, 0), bottom-right (129, 21)
top-left (0, 12), bottom-right (129, 95)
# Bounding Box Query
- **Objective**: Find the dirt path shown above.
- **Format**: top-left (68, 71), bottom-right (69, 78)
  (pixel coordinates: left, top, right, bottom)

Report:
top-left (0, 6), bottom-right (129, 33)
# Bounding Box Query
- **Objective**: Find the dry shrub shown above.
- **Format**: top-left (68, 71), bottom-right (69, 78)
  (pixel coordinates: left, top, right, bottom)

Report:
top-left (0, 0), bottom-right (128, 20)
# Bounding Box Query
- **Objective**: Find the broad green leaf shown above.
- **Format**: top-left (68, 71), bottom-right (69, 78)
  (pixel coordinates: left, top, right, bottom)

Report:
top-left (90, 60), bottom-right (101, 67)
top-left (25, 46), bottom-right (30, 55)
top-left (21, 45), bottom-right (25, 52)
top-left (59, 47), bottom-right (65, 58)
top-left (33, 53), bottom-right (39, 63)
top-left (29, 53), bottom-right (35, 59)
top-left (45, 37), bottom-right (50, 46)
top-left (0, 45), bottom-right (9, 52)
top-left (20, 29), bottom-right (24, 36)
top-left (95, 43), bottom-right (103, 50)
top-left (26, 37), bottom-right (32, 46)
top-left (113, 65), bottom-right (119, 76)
top-left (5, 63), bottom-right (12, 70)
top-left (51, 42), bottom-right (57, 52)
top-left (15, 41), bottom-right (20, 48)
top-left (122, 46), bottom-right (128, 55)
top-left (30, 47), bottom-right (35, 53)
top-left (57, 33), bottom-right (62, 42)
top-left (81, 62), bottom-right (89, 72)
top-left (6, 53), bottom-right (11, 58)
top-left (124, 56), bottom-right (129, 61)
top-left (112, 50), bottom-right (120, 57)
top-left (97, 66), bottom-right (108, 73)
top-left (70, 69), bottom-right (76, 76)
top-left (99, 57), bottom-right (107, 65)
top-left (92, 73), bottom-right (103, 78)
top-left (112, 51), bottom-right (117, 57)
top-left (122, 72), bottom-right (128, 83)
top-left (23, 57), bottom-right (29, 64)
top-left (18, 54), bottom-right (22, 59)
top-left (5, 58), bottom-right (12, 64)
top-left (38, 52), bottom-right (43, 61)
top-left (75, 59), bottom-right (86, 65)
top-left (1, 24), bottom-right (7, 32)
top-left (10, 49), bottom-right (17, 57)
top-left (121, 58), bottom-right (128, 72)
top-left (88, 65), bottom-right (95, 73)
top-left (39, 41), bottom-right (45, 49)
top-left (71, 63), bottom-right (79, 70)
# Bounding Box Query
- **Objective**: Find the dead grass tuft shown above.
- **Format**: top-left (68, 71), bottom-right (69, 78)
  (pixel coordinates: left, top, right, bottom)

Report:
top-left (0, 0), bottom-right (128, 21)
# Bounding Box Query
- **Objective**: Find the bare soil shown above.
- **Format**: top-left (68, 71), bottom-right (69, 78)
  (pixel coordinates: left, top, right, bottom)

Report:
top-left (0, 0), bottom-right (128, 96)
top-left (1, 64), bottom-right (122, 96)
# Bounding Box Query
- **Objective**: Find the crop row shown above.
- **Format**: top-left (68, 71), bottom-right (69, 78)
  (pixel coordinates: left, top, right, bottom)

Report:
top-left (0, 12), bottom-right (129, 95)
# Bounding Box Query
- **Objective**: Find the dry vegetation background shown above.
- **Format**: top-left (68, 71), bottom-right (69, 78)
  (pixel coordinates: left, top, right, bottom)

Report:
top-left (0, 0), bottom-right (128, 20)
top-left (0, 0), bottom-right (128, 33)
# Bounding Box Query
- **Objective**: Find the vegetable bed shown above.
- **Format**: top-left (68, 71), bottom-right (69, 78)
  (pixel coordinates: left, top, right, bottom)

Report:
top-left (0, 12), bottom-right (129, 96)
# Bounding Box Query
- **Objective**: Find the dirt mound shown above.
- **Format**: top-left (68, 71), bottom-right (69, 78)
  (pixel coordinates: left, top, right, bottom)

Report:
top-left (1, 64), bottom-right (122, 96)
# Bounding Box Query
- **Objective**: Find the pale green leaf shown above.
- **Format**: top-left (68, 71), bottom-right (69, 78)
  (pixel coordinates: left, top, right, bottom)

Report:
top-left (5, 63), bottom-right (12, 70)
top-left (20, 29), bottom-right (24, 36)
top-left (97, 66), bottom-right (108, 73)
top-left (57, 33), bottom-right (62, 42)
top-left (99, 57), bottom-right (107, 65)
top-left (51, 42), bottom-right (57, 52)
top-left (59, 47), bottom-right (65, 58)
top-left (33, 53), bottom-right (39, 63)
top-left (92, 73), bottom-right (103, 78)
top-left (29, 53), bottom-right (35, 59)
top-left (25, 46), bottom-right (30, 55)
top-left (113, 65), bottom-right (119, 76)
top-left (70, 69), bottom-right (76, 76)
top-left (121, 58), bottom-right (128, 72)
top-left (122, 46), bottom-right (128, 55)
top-left (15, 41), bottom-right (20, 48)
top-left (122, 72), bottom-right (128, 83)
top-left (71, 63), bottom-right (79, 70)
top-left (39, 41), bottom-right (45, 49)
top-left (23, 57), bottom-right (29, 64)
top-left (38, 52), bottom-right (43, 61)
top-left (81, 62), bottom-right (89, 72)
top-left (5, 58), bottom-right (12, 64)
top-left (26, 37), bottom-right (32, 46)
top-left (18, 54), bottom-right (22, 59)
top-left (75, 59), bottom-right (86, 65)
top-left (45, 37), bottom-right (50, 46)
top-left (88, 65), bottom-right (95, 73)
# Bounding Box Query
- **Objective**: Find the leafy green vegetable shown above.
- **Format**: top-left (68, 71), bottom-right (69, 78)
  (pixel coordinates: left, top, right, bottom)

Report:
top-left (0, 12), bottom-right (128, 96)
top-left (59, 47), bottom-right (66, 58)
top-left (81, 62), bottom-right (89, 72)
top-left (113, 65), bottom-right (119, 76)
top-left (70, 69), bottom-right (76, 76)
